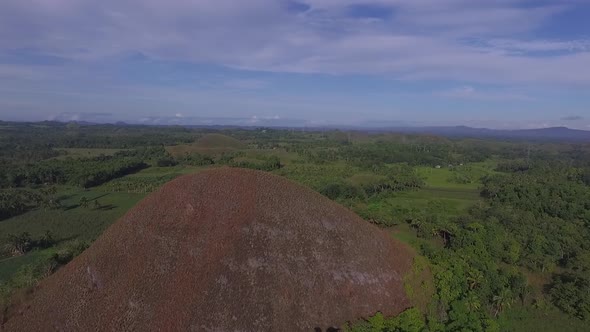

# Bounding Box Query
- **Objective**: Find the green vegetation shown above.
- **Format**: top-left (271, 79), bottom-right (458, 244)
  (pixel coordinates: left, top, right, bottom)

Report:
top-left (1, 121), bottom-right (590, 330)
top-left (345, 308), bottom-right (426, 332)
top-left (0, 155), bottom-right (148, 188)
top-left (53, 148), bottom-right (126, 159)
top-left (166, 133), bottom-right (246, 156)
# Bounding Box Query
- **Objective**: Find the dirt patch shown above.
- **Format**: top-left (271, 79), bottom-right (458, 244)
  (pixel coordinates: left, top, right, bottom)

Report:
top-left (3, 168), bottom-right (413, 331)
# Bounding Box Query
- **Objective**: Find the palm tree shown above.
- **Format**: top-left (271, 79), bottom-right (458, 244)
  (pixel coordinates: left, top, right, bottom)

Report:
top-left (465, 293), bottom-right (481, 313)
top-left (79, 196), bottom-right (89, 208)
top-left (492, 289), bottom-right (514, 317)
top-left (467, 269), bottom-right (484, 290)
top-left (409, 218), bottom-right (422, 231)
top-left (7, 232), bottom-right (32, 256)
top-left (430, 226), bottom-right (440, 238)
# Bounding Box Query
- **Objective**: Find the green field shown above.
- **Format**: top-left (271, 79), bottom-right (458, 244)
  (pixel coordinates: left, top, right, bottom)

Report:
top-left (0, 250), bottom-right (56, 282)
top-left (0, 189), bottom-right (144, 241)
top-left (416, 161), bottom-right (495, 190)
top-left (499, 306), bottom-right (590, 332)
top-left (392, 187), bottom-right (481, 213)
top-left (0, 188), bottom-right (145, 282)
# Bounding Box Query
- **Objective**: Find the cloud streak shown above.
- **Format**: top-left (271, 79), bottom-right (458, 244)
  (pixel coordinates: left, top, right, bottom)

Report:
top-left (0, 0), bottom-right (589, 127)
top-left (561, 115), bottom-right (584, 121)
top-left (0, 0), bottom-right (588, 85)
top-left (436, 86), bottom-right (534, 101)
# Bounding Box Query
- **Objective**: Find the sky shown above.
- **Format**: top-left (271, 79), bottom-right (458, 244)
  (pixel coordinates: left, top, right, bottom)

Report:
top-left (0, 0), bottom-right (589, 129)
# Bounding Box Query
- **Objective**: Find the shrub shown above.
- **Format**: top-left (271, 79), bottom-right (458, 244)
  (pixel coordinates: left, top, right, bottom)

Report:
top-left (320, 183), bottom-right (366, 201)
top-left (550, 273), bottom-right (590, 320)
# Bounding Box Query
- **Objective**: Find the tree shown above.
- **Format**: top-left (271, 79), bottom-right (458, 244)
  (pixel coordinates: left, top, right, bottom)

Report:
top-left (467, 269), bottom-right (484, 290)
top-left (492, 289), bottom-right (514, 317)
top-left (38, 230), bottom-right (55, 248)
top-left (446, 300), bottom-right (484, 332)
top-left (0, 191), bottom-right (27, 220)
top-left (79, 196), bottom-right (89, 208)
top-left (6, 232), bottom-right (32, 256)
top-left (550, 273), bottom-right (590, 320)
top-left (156, 158), bottom-right (177, 167)
top-left (502, 239), bottom-right (521, 264)
top-left (465, 293), bottom-right (481, 313)
top-left (409, 218), bottom-right (422, 231)
top-left (39, 188), bottom-right (62, 210)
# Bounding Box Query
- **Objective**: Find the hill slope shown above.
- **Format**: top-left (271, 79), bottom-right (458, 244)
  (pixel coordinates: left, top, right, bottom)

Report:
top-left (3, 168), bottom-right (413, 331)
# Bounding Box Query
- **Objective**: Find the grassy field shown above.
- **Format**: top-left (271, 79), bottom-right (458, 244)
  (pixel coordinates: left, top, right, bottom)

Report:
top-left (0, 189), bottom-right (144, 241)
top-left (416, 161), bottom-right (497, 190)
top-left (499, 306), bottom-right (589, 332)
top-left (0, 250), bottom-right (57, 282)
top-left (0, 188), bottom-right (145, 282)
top-left (392, 188), bottom-right (480, 214)
top-left (95, 166), bottom-right (208, 193)
top-left (407, 162), bottom-right (488, 215)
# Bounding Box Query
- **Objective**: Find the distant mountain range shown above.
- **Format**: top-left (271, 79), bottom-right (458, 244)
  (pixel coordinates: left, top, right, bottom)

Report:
top-left (2, 120), bottom-right (590, 142)
top-left (366, 126), bottom-right (590, 142)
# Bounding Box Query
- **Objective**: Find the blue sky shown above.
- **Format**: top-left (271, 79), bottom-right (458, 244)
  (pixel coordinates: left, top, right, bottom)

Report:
top-left (0, 0), bottom-right (589, 129)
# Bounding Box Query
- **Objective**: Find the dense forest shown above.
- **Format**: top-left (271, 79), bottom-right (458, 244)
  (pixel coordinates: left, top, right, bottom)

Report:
top-left (1, 121), bottom-right (589, 330)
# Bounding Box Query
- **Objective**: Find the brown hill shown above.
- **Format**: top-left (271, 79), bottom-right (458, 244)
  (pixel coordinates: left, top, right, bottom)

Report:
top-left (3, 168), bottom-right (413, 331)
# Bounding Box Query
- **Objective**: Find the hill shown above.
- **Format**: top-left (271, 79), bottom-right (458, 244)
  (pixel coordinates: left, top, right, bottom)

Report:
top-left (3, 168), bottom-right (413, 331)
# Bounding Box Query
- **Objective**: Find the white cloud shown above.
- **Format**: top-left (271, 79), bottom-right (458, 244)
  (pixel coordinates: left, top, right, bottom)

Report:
top-left (436, 86), bottom-right (534, 101)
top-left (0, 0), bottom-right (588, 87)
top-left (248, 115), bottom-right (260, 124)
top-left (47, 112), bottom-right (113, 122)
top-left (487, 39), bottom-right (590, 53)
